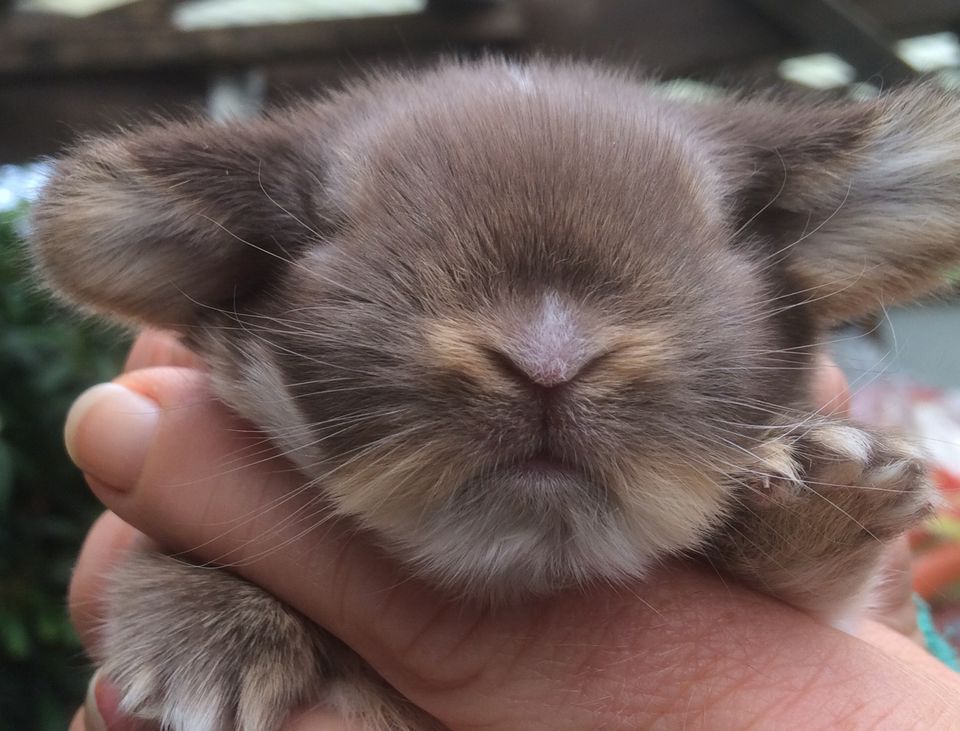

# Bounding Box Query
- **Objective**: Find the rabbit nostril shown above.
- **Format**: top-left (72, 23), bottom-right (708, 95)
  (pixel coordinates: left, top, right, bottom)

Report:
top-left (485, 347), bottom-right (537, 386)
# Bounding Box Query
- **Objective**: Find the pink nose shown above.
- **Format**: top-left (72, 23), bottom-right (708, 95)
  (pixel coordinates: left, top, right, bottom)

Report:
top-left (488, 346), bottom-right (589, 389)
top-left (492, 293), bottom-right (598, 388)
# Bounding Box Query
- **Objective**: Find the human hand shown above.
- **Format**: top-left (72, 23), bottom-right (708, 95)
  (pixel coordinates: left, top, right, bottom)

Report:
top-left (67, 332), bottom-right (960, 730)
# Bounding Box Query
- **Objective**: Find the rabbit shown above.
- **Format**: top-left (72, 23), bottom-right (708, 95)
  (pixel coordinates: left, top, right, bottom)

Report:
top-left (31, 57), bottom-right (955, 730)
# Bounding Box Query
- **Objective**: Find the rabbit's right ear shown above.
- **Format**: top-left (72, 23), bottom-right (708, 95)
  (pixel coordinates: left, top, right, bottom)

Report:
top-left (697, 84), bottom-right (960, 324)
top-left (31, 107), bottom-right (333, 329)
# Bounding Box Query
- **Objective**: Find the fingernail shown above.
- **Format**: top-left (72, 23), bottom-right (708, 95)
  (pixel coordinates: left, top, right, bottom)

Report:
top-left (65, 383), bottom-right (159, 491)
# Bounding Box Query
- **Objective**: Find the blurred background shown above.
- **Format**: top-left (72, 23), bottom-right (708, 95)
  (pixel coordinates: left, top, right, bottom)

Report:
top-left (3, 1), bottom-right (960, 728)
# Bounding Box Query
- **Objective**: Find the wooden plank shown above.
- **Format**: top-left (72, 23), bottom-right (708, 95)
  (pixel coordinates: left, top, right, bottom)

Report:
top-left (520, 0), bottom-right (789, 75)
top-left (0, 71), bottom-right (207, 162)
top-left (739, 0), bottom-right (916, 83)
top-left (860, 0), bottom-right (960, 29)
top-left (519, 0), bottom-right (959, 76)
top-left (0, 5), bottom-right (524, 79)
top-left (2, 0), bottom-right (959, 163)
top-left (427, 0), bottom-right (506, 11)
top-left (2, 0), bottom-right (958, 81)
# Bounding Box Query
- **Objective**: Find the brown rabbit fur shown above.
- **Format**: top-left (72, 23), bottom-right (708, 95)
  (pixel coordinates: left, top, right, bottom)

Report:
top-left (32, 58), bottom-right (957, 730)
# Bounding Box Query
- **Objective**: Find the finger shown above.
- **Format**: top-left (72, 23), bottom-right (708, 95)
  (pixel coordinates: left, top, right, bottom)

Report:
top-left (810, 358), bottom-right (922, 642)
top-left (858, 618), bottom-right (943, 669)
top-left (124, 330), bottom-right (202, 373)
top-left (70, 332), bottom-right (194, 650)
top-left (282, 708), bottom-right (371, 731)
top-left (83, 670), bottom-right (158, 731)
top-left (68, 511), bottom-right (142, 652)
top-left (871, 537), bottom-right (923, 642)
top-left (64, 367), bottom-right (403, 647)
top-left (65, 369), bottom-right (960, 729)
top-left (811, 353), bottom-right (851, 417)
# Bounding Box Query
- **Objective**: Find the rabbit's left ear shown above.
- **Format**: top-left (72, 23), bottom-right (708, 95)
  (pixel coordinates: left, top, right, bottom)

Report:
top-left (704, 84), bottom-right (960, 324)
top-left (31, 106), bottom-right (334, 329)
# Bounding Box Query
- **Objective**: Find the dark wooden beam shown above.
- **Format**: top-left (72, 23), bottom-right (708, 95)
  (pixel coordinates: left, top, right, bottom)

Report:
top-left (2, 0), bottom-right (958, 163)
top-left (0, 4), bottom-right (524, 79)
top-left (517, 0), bottom-right (958, 77)
top-left (89, 0), bottom-right (183, 27)
top-left (427, 0), bottom-right (505, 11)
top-left (861, 0), bottom-right (960, 28)
top-left (0, 70), bottom-right (207, 163)
top-left (3, 0), bottom-right (957, 82)
top-left (739, 0), bottom-right (916, 84)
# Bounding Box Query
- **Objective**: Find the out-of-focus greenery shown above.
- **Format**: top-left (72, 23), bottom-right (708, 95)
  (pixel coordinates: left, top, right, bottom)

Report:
top-left (0, 205), bottom-right (127, 730)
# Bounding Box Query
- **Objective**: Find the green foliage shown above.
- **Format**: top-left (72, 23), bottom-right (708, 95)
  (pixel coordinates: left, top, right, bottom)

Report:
top-left (0, 205), bottom-right (127, 730)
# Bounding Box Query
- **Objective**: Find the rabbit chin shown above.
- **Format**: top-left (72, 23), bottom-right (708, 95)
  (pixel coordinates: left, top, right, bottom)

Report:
top-left (371, 464), bottom-right (723, 603)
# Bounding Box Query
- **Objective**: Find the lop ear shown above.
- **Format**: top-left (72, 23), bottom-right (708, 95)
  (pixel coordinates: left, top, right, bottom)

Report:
top-left (705, 84), bottom-right (960, 324)
top-left (31, 107), bottom-right (331, 329)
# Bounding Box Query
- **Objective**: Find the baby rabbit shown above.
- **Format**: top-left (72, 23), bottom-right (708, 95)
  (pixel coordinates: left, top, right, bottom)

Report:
top-left (33, 58), bottom-right (956, 730)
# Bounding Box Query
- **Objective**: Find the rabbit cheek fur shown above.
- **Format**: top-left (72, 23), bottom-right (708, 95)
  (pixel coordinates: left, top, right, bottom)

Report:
top-left (32, 59), bottom-right (953, 730)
